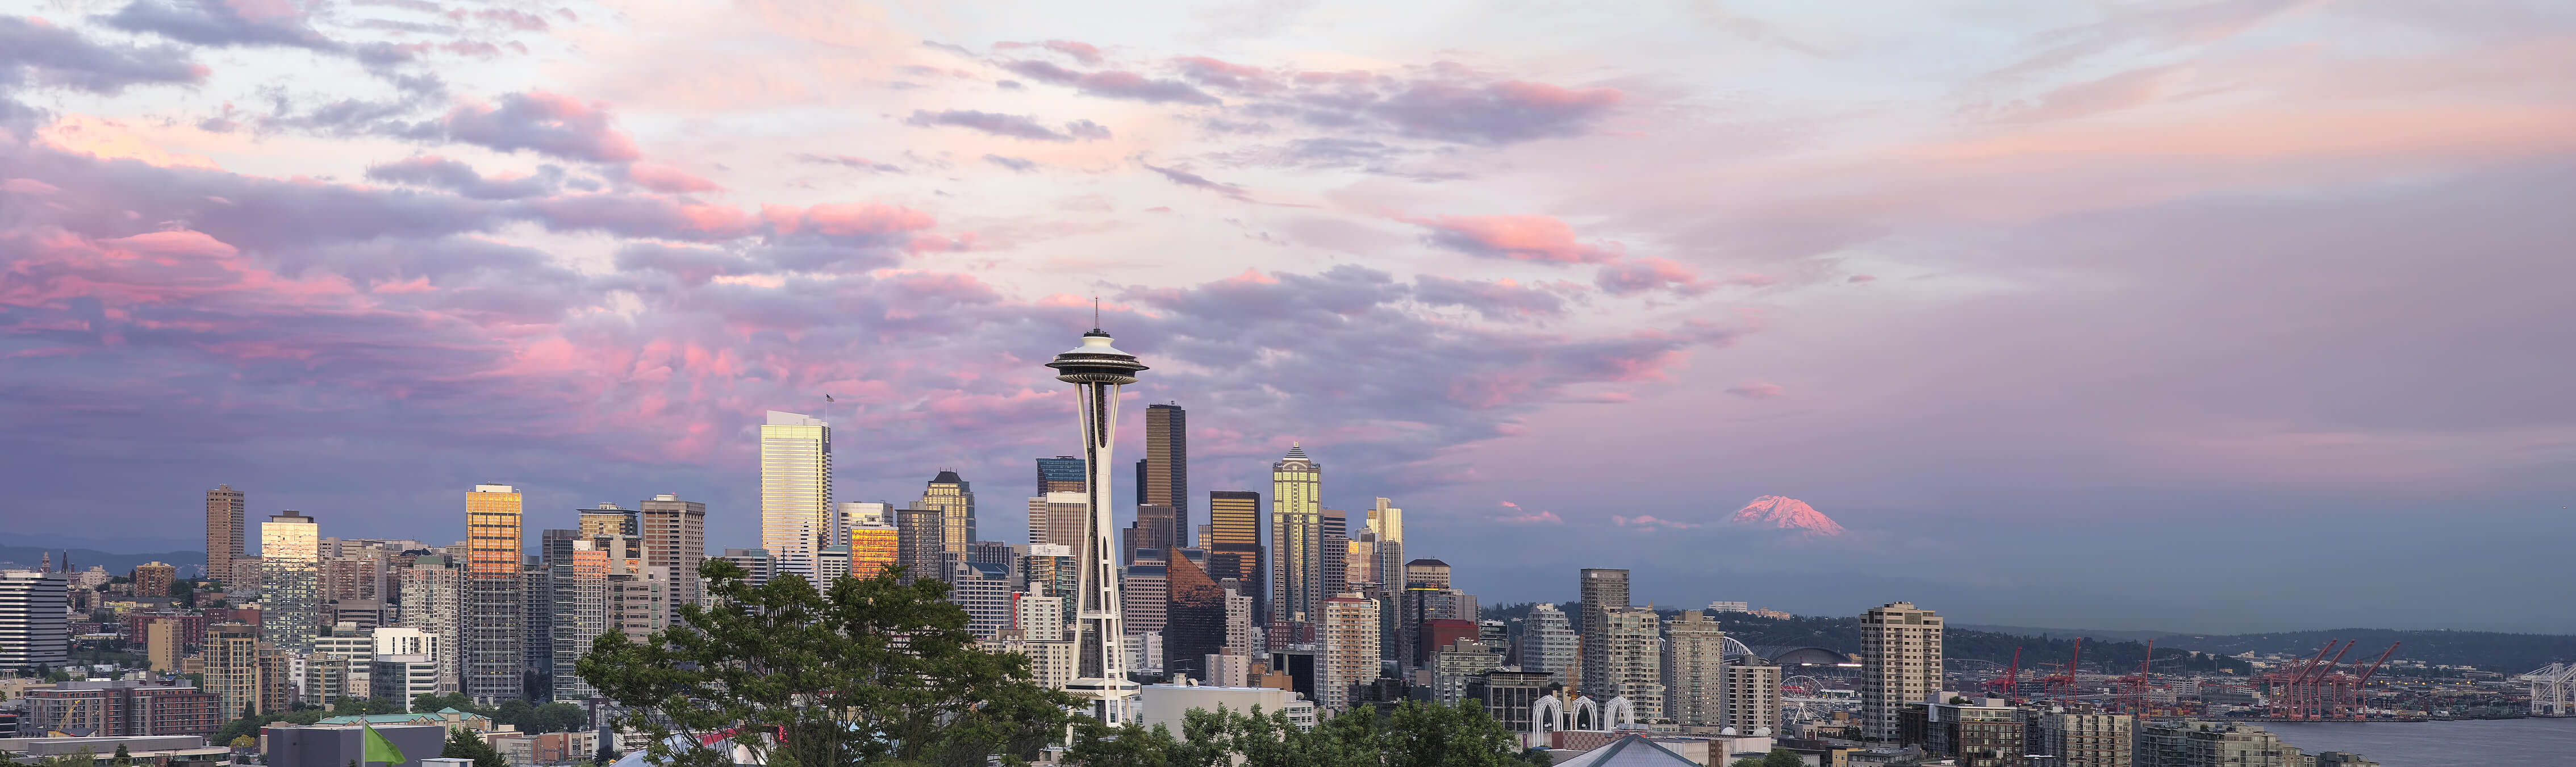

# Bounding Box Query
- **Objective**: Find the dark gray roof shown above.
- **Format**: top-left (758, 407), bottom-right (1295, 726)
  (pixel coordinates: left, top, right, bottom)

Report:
top-left (1555, 735), bottom-right (1700, 766)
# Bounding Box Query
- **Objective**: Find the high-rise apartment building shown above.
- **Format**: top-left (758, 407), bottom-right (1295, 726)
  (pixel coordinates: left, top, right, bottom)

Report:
top-left (1270, 445), bottom-right (1322, 644)
top-left (397, 557), bottom-right (464, 694)
top-left (465, 484), bottom-right (525, 705)
top-left (1604, 606), bottom-right (1666, 720)
top-left (952, 562), bottom-right (1013, 640)
top-left (1861, 601), bottom-right (1944, 741)
top-left (2039, 711), bottom-right (2131, 767)
top-left (260, 510), bottom-right (321, 651)
top-left (1366, 498), bottom-right (1404, 599)
top-left (1520, 603), bottom-right (1578, 686)
top-left (205, 622), bottom-right (289, 718)
top-left (1722, 659), bottom-right (1781, 735)
top-left (131, 561), bottom-right (177, 602)
top-left (1029, 491), bottom-right (1089, 551)
top-left (1579, 569), bottom-right (1630, 699)
top-left (1663, 610), bottom-right (1727, 728)
top-left (1143, 403), bottom-right (1188, 548)
top-left (1037, 456), bottom-right (1087, 495)
top-left (1206, 491), bottom-right (1264, 626)
top-left (895, 508), bottom-right (948, 585)
top-left (1319, 593), bottom-right (1380, 714)
top-left (0, 569), bottom-right (70, 671)
top-left (1221, 581), bottom-right (1257, 658)
top-left (205, 485), bottom-right (245, 583)
top-left (918, 471), bottom-right (976, 557)
top-left (638, 494), bottom-right (707, 613)
top-left (1345, 532), bottom-right (1376, 590)
top-left (549, 541), bottom-right (609, 701)
top-left (760, 410), bottom-right (832, 579)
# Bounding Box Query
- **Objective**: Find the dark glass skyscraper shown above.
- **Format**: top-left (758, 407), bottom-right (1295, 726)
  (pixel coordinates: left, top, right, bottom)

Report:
top-left (1206, 491), bottom-right (1264, 631)
top-left (1143, 403), bottom-right (1187, 548)
top-left (1037, 456), bottom-right (1086, 495)
top-left (1163, 548), bottom-right (1226, 681)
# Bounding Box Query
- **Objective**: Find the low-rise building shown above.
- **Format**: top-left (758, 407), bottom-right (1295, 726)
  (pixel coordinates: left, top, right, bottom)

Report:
top-left (20, 680), bottom-right (222, 738)
top-left (1900, 698), bottom-right (2024, 767)
top-left (264, 723), bottom-right (446, 767)
top-left (1137, 683), bottom-right (1317, 740)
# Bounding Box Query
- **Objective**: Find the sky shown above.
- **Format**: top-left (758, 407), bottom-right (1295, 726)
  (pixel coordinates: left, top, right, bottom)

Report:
top-left (2, 0), bottom-right (2571, 634)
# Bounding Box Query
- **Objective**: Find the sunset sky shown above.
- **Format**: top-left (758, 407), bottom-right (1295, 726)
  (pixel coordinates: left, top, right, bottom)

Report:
top-left (5, 0), bottom-right (2571, 633)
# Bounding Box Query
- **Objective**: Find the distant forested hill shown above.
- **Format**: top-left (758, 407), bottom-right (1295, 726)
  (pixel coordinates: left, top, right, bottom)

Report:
top-left (0, 547), bottom-right (207, 578)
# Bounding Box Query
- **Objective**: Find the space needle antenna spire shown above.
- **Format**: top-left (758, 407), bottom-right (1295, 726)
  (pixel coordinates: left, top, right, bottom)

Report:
top-left (1045, 314), bottom-right (1149, 723)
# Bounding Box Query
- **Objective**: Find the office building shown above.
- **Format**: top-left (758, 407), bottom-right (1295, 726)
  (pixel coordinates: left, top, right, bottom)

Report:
top-left (1222, 581), bottom-right (1258, 657)
top-left (1319, 509), bottom-right (1347, 602)
top-left (846, 522), bottom-right (897, 580)
top-left (638, 494), bottom-right (707, 612)
top-left (1664, 610), bottom-right (1727, 728)
top-left (394, 557), bottom-right (462, 694)
top-left (1901, 699), bottom-right (2022, 767)
top-left (719, 548), bottom-right (774, 587)
top-left (1319, 593), bottom-right (1380, 714)
top-left (1425, 638), bottom-right (1505, 705)
top-left (817, 545), bottom-right (852, 583)
top-left (372, 655), bottom-right (441, 704)
top-left (1604, 606), bottom-right (1665, 720)
top-left (1861, 601), bottom-right (1944, 741)
top-left (2038, 711), bottom-right (2131, 767)
top-left (464, 484), bottom-right (525, 705)
top-left (144, 620), bottom-right (181, 671)
top-left (1366, 497), bottom-right (1404, 599)
top-left (1037, 456), bottom-right (1087, 495)
top-left (1138, 683), bottom-right (1315, 740)
top-left (918, 470), bottom-right (976, 556)
top-left (2135, 720), bottom-right (2310, 767)
top-left (1469, 670), bottom-right (1553, 737)
top-left (260, 510), bottom-right (322, 651)
top-left (1345, 531), bottom-right (1377, 590)
top-left (760, 410), bottom-right (833, 580)
top-left (1270, 444), bottom-right (1323, 644)
top-left (1122, 552), bottom-right (1168, 638)
top-left (1022, 544), bottom-right (1078, 621)
top-left (549, 541), bottom-right (609, 701)
top-left (952, 561), bottom-right (1013, 640)
top-left (895, 508), bottom-right (949, 585)
top-left (1579, 569), bottom-right (1630, 699)
top-left (522, 556), bottom-right (554, 689)
top-left (608, 563), bottom-right (670, 644)
top-left (1028, 491), bottom-right (1088, 551)
top-left (1143, 402), bottom-right (1188, 548)
top-left (0, 569), bottom-right (70, 671)
top-left (1045, 324), bottom-right (1149, 723)
top-left (1521, 603), bottom-right (1577, 685)
top-left (1163, 549), bottom-right (1228, 682)
top-left (967, 541), bottom-right (1022, 590)
top-left (1206, 490), bottom-right (1264, 626)
top-left (1722, 660), bottom-right (1781, 735)
top-left (578, 503), bottom-right (638, 537)
top-left (1126, 504), bottom-right (1176, 565)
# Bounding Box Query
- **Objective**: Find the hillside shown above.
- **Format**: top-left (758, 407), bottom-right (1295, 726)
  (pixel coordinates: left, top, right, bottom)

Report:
top-left (1484, 603), bottom-right (2570, 674)
top-left (0, 547), bottom-right (207, 578)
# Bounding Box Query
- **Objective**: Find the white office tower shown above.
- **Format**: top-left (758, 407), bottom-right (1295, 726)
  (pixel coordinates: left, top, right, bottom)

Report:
top-left (760, 410), bottom-right (832, 580)
top-left (0, 570), bottom-right (70, 671)
top-left (1045, 324), bottom-right (1149, 723)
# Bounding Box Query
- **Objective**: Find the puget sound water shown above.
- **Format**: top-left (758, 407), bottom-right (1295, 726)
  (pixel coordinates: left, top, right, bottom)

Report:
top-left (2264, 718), bottom-right (2576, 766)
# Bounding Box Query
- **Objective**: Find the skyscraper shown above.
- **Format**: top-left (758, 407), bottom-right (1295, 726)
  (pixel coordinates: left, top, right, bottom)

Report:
top-left (1520, 603), bottom-right (1578, 686)
top-left (1045, 323), bottom-right (1148, 723)
top-left (1663, 610), bottom-right (1727, 728)
top-left (638, 494), bottom-right (706, 613)
top-left (206, 486), bottom-right (245, 583)
top-left (1722, 659), bottom-right (1782, 736)
top-left (1605, 606), bottom-right (1666, 720)
top-left (465, 484), bottom-right (525, 705)
top-left (0, 569), bottom-right (69, 672)
top-left (1036, 456), bottom-right (1086, 494)
top-left (578, 504), bottom-right (638, 537)
top-left (1143, 403), bottom-right (1188, 548)
top-left (1578, 568), bottom-right (1630, 699)
top-left (398, 557), bottom-right (464, 694)
top-left (846, 521), bottom-right (898, 580)
top-left (1319, 509), bottom-right (1347, 603)
top-left (1367, 497), bottom-right (1404, 599)
top-left (760, 410), bottom-right (832, 580)
top-left (1163, 549), bottom-right (1228, 682)
top-left (259, 510), bottom-right (320, 651)
top-left (1206, 490), bottom-right (1264, 626)
top-left (549, 541), bottom-right (609, 701)
top-left (918, 471), bottom-right (976, 556)
top-left (1028, 491), bottom-right (1088, 551)
top-left (1861, 601), bottom-right (1943, 741)
top-left (895, 508), bottom-right (949, 585)
top-left (1319, 593), bottom-right (1379, 714)
top-left (1270, 444), bottom-right (1322, 644)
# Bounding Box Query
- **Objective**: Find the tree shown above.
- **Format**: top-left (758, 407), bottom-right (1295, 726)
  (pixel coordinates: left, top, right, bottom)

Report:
top-left (578, 560), bottom-right (1076, 767)
top-left (1759, 749), bottom-right (1803, 767)
top-left (1063, 700), bottom-right (1538, 767)
top-left (442, 727), bottom-right (510, 767)
top-left (412, 692), bottom-right (477, 714)
top-left (531, 702), bottom-right (588, 733)
top-left (229, 737), bottom-right (256, 749)
top-left (113, 744), bottom-right (131, 765)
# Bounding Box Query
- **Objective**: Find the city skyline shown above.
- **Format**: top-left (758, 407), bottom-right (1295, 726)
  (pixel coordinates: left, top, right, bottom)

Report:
top-left (4, 1), bottom-right (2573, 636)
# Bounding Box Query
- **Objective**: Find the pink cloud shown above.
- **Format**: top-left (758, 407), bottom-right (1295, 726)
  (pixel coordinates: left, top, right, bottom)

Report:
top-left (442, 91), bottom-right (641, 162)
top-left (1405, 213), bottom-right (1620, 264)
top-left (1848, 274), bottom-right (1877, 284)
top-left (1596, 256), bottom-right (1711, 295)
top-left (626, 163), bottom-right (723, 193)
top-left (1726, 381), bottom-right (1784, 398)
top-left (763, 202), bottom-right (938, 237)
top-left (1495, 501), bottom-right (1563, 524)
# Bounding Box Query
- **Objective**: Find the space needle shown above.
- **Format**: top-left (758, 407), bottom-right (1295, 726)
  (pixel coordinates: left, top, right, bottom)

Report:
top-left (1045, 315), bottom-right (1148, 723)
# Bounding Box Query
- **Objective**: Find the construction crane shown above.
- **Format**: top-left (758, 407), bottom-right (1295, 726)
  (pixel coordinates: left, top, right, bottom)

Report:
top-left (2344, 642), bottom-right (2400, 719)
top-left (2036, 637), bottom-right (2085, 701)
top-left (1981, 647), bottom-right (2022, 700)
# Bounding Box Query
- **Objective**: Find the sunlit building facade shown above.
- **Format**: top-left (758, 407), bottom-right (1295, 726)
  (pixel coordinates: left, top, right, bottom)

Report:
top-left (760, 410), bottom-right (832, 580)
top-left (259, 510), bottom-right (320, 651)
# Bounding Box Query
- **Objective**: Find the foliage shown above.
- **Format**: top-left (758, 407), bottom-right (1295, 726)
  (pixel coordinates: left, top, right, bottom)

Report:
top-left (442, 727), bottom-right (510, 767)
top-left (402, 693), bottom-right (581, 731)
top-left (330, 697), bottom-right (410, 716)
top-left (230, 736), bottom-right (256, 749)
top-left (214, 706), bottom-right (328, 746)
top-left (412, 693), bottom-right (477, 714)
top-left (1063, 699), bottom-right (1543, 767)
top-left (578, 560), bottom-right (1077, 767)
top-left (1724, 750), bottom-right (1803, 767)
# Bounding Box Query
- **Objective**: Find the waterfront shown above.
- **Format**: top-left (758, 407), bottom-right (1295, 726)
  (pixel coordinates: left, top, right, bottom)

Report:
top-left (2268, 718), bottom-right (2576, 766)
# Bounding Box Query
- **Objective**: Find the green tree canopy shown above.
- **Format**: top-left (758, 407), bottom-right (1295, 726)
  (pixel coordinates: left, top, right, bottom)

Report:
top-left (442, 727), bottom-right (510, 767)
top-left (577, 560), bottom-right (1075, 767)
top-left (1063, 699), bottom-right (1545, 767)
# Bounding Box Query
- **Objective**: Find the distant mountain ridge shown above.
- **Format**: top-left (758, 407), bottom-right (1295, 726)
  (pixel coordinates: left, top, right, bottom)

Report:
top-left (0, 547), bottom-right (207, 577)
top-left (1732, 495), bottom-right (1845, 535)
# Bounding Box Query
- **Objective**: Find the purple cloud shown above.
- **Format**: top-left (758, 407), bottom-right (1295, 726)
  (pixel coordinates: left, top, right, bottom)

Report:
top-left (1003, 60), bottom-right (1220, 105)
top-left (0, 16), bottom-right (208, 95)
top-left (102, 0), bottom-right (340, 51)
top-left (440, 91), bottom-right (642, 162)
top-left (902, 109), bottom-right (1107, 142)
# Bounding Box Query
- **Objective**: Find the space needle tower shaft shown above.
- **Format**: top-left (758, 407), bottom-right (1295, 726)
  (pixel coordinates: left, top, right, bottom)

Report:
top-left (1045, 316), bottom-right (1149, 723)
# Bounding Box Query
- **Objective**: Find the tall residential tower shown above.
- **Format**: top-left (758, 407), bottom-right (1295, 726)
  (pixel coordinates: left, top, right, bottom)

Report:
top-left (259, 511), bottom-right (320, 651)
top-left (465, 484), bottom-right (525, 704)
top-left (1579, 569), bottom-right (1630, 699)
top-left (1861, 601), bottom-right (1943, 741)
top-left (206, 486), bottom-right (245, 583)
